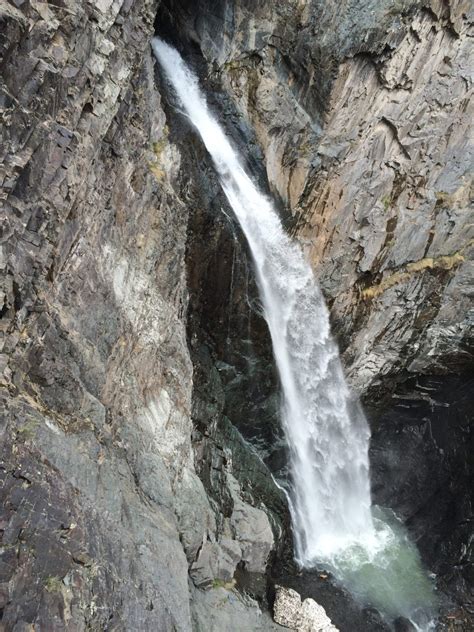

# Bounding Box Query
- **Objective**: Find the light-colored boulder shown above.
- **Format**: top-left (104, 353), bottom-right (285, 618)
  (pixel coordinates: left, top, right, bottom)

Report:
top-left (299, 598), bottom-right (338, 632)
top-left (273, 586), bottom-right (301, 629)
top-left (273, 586), bottom-right (339, 631)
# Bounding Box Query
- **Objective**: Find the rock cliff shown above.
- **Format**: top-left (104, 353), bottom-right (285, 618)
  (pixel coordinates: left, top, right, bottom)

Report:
top-left (1, 0), bottom-right (281, 629)
top-left (1, 0), bottom-right (472, 630)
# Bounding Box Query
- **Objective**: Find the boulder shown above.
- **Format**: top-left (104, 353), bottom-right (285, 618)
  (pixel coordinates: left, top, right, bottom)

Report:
top-left (191, 584), bottom-right (285, 631)
top-left (273, 586), bottom-right (339, 631)
top-left (228, 474), bottom-right (274, 574)
top-left (190, 539), bottom-right (242, 588)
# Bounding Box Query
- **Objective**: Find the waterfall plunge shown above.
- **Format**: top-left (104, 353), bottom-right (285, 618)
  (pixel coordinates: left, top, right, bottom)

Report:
top-left (152, 37), bottom-right (436, 628)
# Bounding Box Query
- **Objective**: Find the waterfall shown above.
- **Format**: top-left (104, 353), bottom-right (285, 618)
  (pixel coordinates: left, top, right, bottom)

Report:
top-left (152, 37), bottom-right (436, 629)
top-left (152, 35), bottom-right (374, 560)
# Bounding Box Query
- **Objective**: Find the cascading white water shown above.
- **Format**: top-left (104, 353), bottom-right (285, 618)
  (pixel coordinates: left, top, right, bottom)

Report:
top-left (152, 37), bottom-right (436, 629)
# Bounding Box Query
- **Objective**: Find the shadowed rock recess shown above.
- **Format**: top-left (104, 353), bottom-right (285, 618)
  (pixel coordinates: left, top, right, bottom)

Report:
top-left (0, 0), bottom-right (472, 631)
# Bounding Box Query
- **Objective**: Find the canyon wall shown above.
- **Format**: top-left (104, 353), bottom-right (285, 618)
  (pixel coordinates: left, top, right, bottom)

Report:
top-left (162, 0), bottom-right (473, 394)
top-left (1, 0), bottom-right (472, 630)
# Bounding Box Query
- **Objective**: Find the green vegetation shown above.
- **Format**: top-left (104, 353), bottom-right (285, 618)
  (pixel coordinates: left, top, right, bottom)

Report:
top-left (45, 576), bottom-right (63, 593)
top-left (381, 195), bottom-right (391, 211)
top-left (362, 250), bottom-right (467, 299)
top-left (211, 578), bottom-right (236, 590)
top-left (16, 420), bottom-right (39, 441)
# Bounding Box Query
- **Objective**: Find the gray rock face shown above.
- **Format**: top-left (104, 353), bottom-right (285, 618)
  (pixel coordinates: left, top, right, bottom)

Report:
top-left (189, 472), bottom-right (275, 588)
top-left (191, 584), bottom-right (285, 632)
top-left (228, 473), bottom-right (275, 574)
top-left (1, 0), bottom-right (280, 629)
top-left (190, 539), bottom-right (241, 587)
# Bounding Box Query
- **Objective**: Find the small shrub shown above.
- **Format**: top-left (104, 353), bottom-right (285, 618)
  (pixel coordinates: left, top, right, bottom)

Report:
top-left (212, 578), bottom-right (236, 590)
top-left (45, 576), bottom-right (63, 593)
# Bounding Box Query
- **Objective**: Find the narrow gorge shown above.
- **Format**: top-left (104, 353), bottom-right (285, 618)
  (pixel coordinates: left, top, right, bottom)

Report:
top-left (1, 1), bottom-right (472, 631)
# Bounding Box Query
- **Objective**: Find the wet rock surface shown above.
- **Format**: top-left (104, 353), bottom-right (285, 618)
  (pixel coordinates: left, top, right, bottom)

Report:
top-left (269, 568), bottom-right (392, 632)
top-left (369, 374), bottom-right (474, 616)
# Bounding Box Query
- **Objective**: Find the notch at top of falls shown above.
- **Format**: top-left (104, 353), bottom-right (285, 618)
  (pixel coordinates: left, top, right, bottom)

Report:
top-left (152, 37), bottom-right (437, 630)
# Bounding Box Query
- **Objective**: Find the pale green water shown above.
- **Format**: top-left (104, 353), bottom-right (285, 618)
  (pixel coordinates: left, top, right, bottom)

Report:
top-left (316, 507), bottom-right (437, 630)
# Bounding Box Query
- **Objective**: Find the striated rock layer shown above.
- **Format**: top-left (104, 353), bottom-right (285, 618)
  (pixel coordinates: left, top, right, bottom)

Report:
top-left (1, 1), bottom-right (282, 630)
top-left (161, 0), bottom-right (473, 395)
